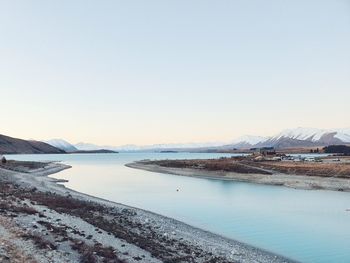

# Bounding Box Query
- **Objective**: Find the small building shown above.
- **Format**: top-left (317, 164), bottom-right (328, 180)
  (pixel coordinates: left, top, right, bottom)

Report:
top-left (259, 147), bottom-right (276, 156)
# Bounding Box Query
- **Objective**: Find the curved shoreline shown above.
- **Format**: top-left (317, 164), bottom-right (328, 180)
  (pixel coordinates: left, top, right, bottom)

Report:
top-left (126, 161), bottom-right (350, 192)
top-left (0, 162), bottom-right (295, 263)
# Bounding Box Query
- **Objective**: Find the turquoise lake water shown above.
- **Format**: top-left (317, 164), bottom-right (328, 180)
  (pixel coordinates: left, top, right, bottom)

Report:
top-left (7, 153), bottom-right (350, 263)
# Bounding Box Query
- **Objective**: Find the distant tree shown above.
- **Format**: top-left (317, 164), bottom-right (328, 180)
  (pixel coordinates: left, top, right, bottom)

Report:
top-left (324, 145), bottom-right (350, 155)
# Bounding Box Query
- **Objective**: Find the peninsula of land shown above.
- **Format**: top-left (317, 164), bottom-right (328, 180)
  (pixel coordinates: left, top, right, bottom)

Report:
top-left (127, 155), bottom-right (350, 192)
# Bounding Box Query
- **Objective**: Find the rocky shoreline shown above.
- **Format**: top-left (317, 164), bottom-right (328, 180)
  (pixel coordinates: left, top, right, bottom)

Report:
top-left (0, 161), bottom-right (295, 263)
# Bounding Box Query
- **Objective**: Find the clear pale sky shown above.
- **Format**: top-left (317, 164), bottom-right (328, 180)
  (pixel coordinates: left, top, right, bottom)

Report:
top-left (1, 1), bottom-right (349, 145)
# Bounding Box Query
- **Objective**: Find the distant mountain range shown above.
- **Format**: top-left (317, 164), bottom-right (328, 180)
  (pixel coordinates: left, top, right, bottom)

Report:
top-left (0, 134), bottom-right (64, 154)
top-left (229, 135), bottom-right (269, 149)
top-left (73, 142), bottom-right (225, 152)
top-left (1, 127), bottom-right (349, 155)
top-left (44, 139), bottom-right (78, 152)
top-left (44, 139), bottom-right (121, 154)
top-left (44, 127), bottom-right (350, 153)
top-left (229, 127), bottom-right (350, 149)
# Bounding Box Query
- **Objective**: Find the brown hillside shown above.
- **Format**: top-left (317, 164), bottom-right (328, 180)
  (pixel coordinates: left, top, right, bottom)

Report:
top-left (0, 134), bottom-right (65, 154)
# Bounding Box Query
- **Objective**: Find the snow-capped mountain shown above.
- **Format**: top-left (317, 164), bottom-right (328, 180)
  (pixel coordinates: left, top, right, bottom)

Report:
top-left (332, 128), bottom-right (350, 142)
top-left (45, 139), bottom-right (78, 152)
top-left (45, 127), bottom-right (350, 153)
top-left (272, 127), bottom-right (350, 143)
top-left (74, 142), bottom-right (142, 152)
top-left (274, 128), bottom-right (326, 141)
top-left (231, 135), bottom-right (268, 146)
top-left (221, 135), bottom-right (268, 149)
top-left (75, 142), bottom-right (225, 152)
top-left (272, 127), bottom-right (350, 142)
top-left (256, 127), bottom-right (350, 148)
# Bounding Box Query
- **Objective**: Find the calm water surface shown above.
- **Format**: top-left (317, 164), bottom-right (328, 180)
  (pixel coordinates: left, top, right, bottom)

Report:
top-left (7, 153), bottom-right (350, 263)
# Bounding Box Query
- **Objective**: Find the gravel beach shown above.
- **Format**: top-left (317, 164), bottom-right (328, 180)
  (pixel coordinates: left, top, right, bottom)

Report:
top-left (0, 161), bottom-right (295, 263)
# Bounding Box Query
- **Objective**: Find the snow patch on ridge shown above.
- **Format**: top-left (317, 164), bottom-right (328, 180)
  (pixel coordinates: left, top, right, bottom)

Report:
top-left (274, 127), bottom-right (350, 142)
top-left (231, 135), bottom-right (268, 145)
top-left (45, 139), bottom-right (78, 152)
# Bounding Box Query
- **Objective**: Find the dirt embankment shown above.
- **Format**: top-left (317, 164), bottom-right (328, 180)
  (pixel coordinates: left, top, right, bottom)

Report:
top-left (0, 160), bottom-right (49, 173)
top-left (144, 158), bottom-right (272, 175)
top-left (249, 161), bottom-right (350, 178)
top-left (128, 158), bottom-right (350, 192)
top-left (143, 158), bottom-right (350, 178)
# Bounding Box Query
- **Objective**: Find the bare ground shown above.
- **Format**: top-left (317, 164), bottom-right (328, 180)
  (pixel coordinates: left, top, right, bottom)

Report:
top-left (141, 157), bottom-right (350, 178)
